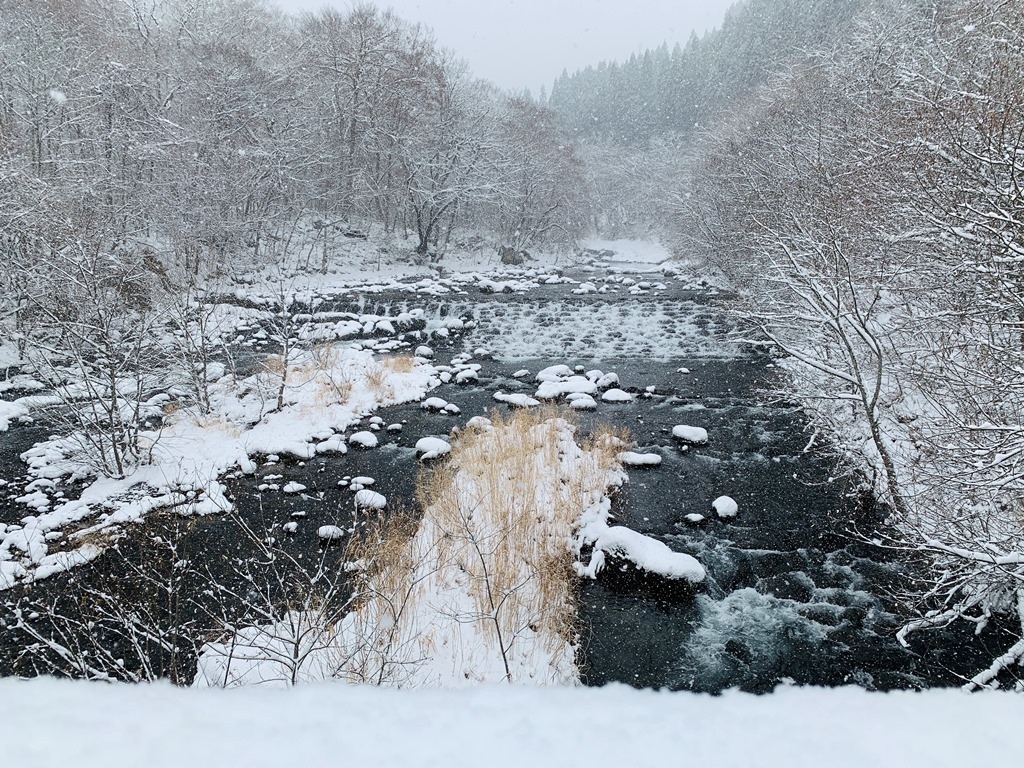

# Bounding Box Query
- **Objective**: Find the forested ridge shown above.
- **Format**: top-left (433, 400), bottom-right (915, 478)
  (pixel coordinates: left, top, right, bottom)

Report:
top-left (549, 0), bottom-right (868, 144)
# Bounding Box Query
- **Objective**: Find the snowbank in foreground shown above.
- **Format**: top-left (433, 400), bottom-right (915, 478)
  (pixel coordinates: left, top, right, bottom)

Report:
top-left (0, 679), bottom-right (1020, 768)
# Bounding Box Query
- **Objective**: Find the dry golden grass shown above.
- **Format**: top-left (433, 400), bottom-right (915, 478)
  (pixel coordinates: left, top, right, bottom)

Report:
top-left (380, 354), bottom-right (416, 374)
top-left (414, 408), bottom-right (603, 671)
top-left (338, 406), bottom-right (626, 685)
top-left (260, 354), bottom-right (287, 375)
top-left (584, 423), bottom-right (633, 474)
top-left (363, 363), bottom-right (395, 401)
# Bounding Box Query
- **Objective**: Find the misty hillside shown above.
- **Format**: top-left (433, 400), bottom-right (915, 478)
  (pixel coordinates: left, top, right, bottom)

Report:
top-left (548, 0), bottom-right (869, 144)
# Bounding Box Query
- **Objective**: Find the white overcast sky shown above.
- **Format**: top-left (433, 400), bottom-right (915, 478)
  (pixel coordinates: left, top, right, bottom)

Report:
top-left (268, 0), bottom-right (737, 94)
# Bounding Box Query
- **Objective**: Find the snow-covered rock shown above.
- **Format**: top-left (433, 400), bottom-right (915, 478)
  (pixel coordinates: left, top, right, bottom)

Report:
top-left (712, 496), bottom-right (738, 519)
top-left (601, 389), bottom-right (633, 403)
top-left (535, 364), bottom-right (574, 382)
top-left (535, 376), bottom-right (598, 400)
top-left (672, 425), bottom-right (708, 444)
top-left (421, 397), bottom-right (449, 411)
top-left (416, 437), bottom-right (452, 461)
top-left (494, 391), bottom-right (540, 408)
top-left (590, 526), bottom-right (705, 584)
top-left (569, 395), bottom-right (598, 410)
top-left (282, 482), bottom-right (307, 494)
top-left (314, 436), bottom-right (348, 454)
top-left (317, 525), bottom-right (345, 541)
top-left (349, 431), bottom-right (378, 449)
top-left (354, 490), bottom-right (387, 510)
top-left (414, 345), bottom-right (434, 359)
top-left (618, 451), bottom-right (662, 467)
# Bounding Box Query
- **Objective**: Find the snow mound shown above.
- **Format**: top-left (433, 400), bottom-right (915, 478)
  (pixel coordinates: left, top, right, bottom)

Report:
top-left (601, 388), bottom-right (633, 403)
top-left (354, 490), bottom-right (387, 510)
top-left (349, 431), bottom-right (378, 449)
top-left (416, 437), bottom-right (452, 460)
top-left (317, 526), bottom-right (345, 541)
top-left (535, 376), bottom-right (597, 400)
top-left (493, 391), bottom-right (539, 408)
top-left (591, 526), bottom-right (705, 583)
top-left (618, 451), bottom-right (662, 467)
top-left (673, 425), bottom-right (708, 444)
top-left (712, 496), bottom-right (738, 519)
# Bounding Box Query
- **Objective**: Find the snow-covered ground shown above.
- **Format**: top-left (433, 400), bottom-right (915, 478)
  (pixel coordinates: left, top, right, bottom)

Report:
top-left (1, 679), bottom-right (1020, 767)
top-left (0, 346), bottom-right (439, 590)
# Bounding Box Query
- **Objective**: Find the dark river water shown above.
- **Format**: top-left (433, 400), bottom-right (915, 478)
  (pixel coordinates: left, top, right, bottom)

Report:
top-left (0, 267), bottom-right (1010, 689)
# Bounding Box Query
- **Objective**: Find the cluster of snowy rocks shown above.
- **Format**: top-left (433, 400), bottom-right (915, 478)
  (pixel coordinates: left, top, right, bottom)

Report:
top-left (493, 364), bottom-right (634, 411)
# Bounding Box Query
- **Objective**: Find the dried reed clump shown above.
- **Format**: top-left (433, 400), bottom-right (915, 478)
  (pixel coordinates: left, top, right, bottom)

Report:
top-left (363, 363), bottom-right (394, 401)
top-left (380, 354), bottom-right (416, 374)
top-left (260, 353), bottom-right (287, 375)
top-left (584, 423), bottom-right (632, 474)
top-left (335, 407), bottom-right (625, 686)
top-left (420, 408), bottom-right (610, 678)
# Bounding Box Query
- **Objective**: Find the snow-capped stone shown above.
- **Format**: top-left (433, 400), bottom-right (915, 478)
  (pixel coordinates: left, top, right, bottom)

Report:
top-left (511, 369), bottom-right (530, 379)
top-left (569, 395), bottom-right (598, 410)
top-left (712, 496), bottom-right (738, 519)
top-left (386, 423), bottom-right (403, 432)
top-left (672, 425), bottom-right (708, 444)
top-left (443, 403), bottom-right (461, 415)
top-left (535, 364), bottom-right (574, 382)
top-left (351, 476), bottom-right (374, 486)
top-left (282, 522), bottom-right (299, 534)
top-left (601, 389), bottom-right (634, 403)
top-left (354, 490), bottom-right (387, 510)
top-left (282, 482), bottom-right (307, 494)
top-left (684, 513), bottom-right (706, 524)
top-left (455, 369), bottom-right (479, 384)
top-left (317, 525), bottom-right (345, 541)
top-left (416, 437), bottom-right (452, 460)
top-left (592, 526), bottom-right (705, 584)
top-left (415, 345), bottom-right (434, 358)
top-left (595, 372), bottom-right (620, 389)
top-left (618, 451), bottom-right (662, 467)
top-left (421, 397), bottom-right (449, 411)
top-left (465, 416), bottom-right (493, 431)
top-left (535, 376), bottom-right (598, 400)
top-left (494, 391), bottom-right (540, 408)
top-left (315, 436), bottom-right (348, 455)
top-left (349, 431), bottom-right (378, 449)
